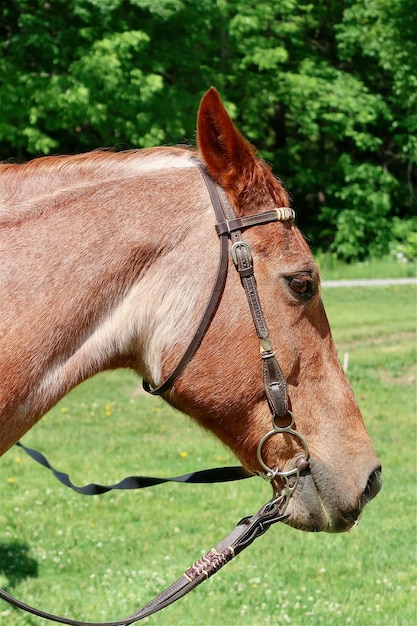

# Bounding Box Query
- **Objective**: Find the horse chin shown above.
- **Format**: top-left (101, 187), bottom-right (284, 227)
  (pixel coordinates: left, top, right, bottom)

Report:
top-left (282, 472), bottom-right (359, 534)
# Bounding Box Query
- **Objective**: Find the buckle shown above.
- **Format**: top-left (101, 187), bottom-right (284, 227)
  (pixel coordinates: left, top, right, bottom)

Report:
top-left (230, 241), bottom-right (252, 268)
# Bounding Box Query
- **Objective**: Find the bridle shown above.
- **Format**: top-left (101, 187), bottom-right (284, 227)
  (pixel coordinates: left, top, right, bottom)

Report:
top-left (143, 162), bottom-right (309, 492)
top-left (0, 162), bottom-right (309, 625)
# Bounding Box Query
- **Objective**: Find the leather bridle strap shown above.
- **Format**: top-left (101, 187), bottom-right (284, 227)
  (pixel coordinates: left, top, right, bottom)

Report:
top-left (142, 163), bottom-right (230, 395)
top-left (143, 161), bottom-right (294, 410)
top-left (221, 194), bottom-right (292, 418)
top-left (0, 496), bottom-right (288, 625)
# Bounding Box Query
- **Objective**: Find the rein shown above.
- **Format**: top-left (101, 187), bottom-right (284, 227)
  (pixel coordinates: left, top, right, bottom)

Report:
top-left (0, 162), bottom-right (309, 624)
top-left (0, 499), bottom-right (289, 626)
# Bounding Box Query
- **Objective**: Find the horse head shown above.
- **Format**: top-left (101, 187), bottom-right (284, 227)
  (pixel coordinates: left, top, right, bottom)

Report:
top-left (0, 88), bottom-right (381, 534)
top-left (161, 88), bottom-right (381, 532)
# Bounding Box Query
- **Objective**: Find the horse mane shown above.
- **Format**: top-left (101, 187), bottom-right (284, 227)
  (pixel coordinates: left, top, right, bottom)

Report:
top-left (1, 119), bottom-right (290, 228)
top-left (0, 147), bottom-right (195, 223)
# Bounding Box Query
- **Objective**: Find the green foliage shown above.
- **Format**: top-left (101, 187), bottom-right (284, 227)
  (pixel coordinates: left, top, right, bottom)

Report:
top-left (0, 0), bottom-right (220, 154)
top-left (390, 217), bottom-right (417, 262)
top-left (1, 0), bottom-right (416, 260)
top-left (330, 156), bottom-right (397, 260)
top-left (221, 0), bottom-right (416, 260)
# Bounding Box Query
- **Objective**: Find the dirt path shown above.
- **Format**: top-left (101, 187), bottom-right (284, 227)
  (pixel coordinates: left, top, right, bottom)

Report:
top-left (321, 277), bottom-right (417, 288)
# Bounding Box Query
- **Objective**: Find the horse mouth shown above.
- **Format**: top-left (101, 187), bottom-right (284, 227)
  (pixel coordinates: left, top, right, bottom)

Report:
top-left (279, 459), bottom-right (382, 533)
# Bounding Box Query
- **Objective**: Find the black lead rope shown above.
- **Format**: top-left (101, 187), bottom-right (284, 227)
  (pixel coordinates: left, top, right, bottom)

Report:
top-left (15, 441), bottom-right (251, 495)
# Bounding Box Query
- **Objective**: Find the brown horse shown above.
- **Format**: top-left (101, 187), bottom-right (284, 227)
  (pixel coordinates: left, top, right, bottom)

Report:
top-left (0, 87), bottom-right (381, 533)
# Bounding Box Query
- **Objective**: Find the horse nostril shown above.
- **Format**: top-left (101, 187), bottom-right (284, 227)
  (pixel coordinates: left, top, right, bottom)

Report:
top-left (362, 467), bottom-right (382, 505)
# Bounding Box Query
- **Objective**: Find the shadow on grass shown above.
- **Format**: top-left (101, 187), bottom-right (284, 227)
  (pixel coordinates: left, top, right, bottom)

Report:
top-left (0, 542), bottom-right (41, 624)
top-left (0, 541), bottom-right (38, 588)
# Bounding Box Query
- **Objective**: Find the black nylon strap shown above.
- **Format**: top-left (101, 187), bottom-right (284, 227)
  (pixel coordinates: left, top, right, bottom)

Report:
top-left (16, 441), bottom-right (251, 495)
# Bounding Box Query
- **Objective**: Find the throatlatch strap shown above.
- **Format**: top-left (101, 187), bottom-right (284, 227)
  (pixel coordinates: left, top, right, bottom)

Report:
top-left (16, 441), bottom-right (251, 495)
top-left (142, 162), bottom-right (231, 396)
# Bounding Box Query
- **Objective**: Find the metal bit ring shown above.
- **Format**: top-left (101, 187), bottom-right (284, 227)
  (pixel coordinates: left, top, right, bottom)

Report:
top-left (257, 411), bottom-right (309, 482)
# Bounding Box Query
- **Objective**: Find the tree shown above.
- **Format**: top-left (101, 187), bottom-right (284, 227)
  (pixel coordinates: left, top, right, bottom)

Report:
top-left (219, 0), bottom-right (416, 259)
top-left (1, 0), bottom-right (415, 260)
top-left (0, 0), bottom-right (220, 156)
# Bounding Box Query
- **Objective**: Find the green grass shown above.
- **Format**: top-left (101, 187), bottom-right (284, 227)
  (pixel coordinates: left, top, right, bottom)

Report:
top-left (1, 285), bottom-right (416, 625)
top-left (317, 253), bottom-right (416, 281)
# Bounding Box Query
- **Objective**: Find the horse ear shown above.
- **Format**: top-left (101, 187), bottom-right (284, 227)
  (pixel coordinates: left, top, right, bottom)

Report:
top-left (197, 87), bottom-right (256, 193)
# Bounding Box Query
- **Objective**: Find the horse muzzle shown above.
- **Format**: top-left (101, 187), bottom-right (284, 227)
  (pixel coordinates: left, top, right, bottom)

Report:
top-left (282, 458), bottom-right (382, 533)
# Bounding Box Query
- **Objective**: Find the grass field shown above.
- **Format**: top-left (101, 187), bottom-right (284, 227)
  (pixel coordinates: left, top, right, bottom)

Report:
top-left (1, 284), bottom-right (416, 626)
top-left (317, 254), bottom-right (416, 281)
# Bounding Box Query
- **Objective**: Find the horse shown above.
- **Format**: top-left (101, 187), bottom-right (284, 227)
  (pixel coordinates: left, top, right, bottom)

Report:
top-left (0, 87), bottom-right (381, 534)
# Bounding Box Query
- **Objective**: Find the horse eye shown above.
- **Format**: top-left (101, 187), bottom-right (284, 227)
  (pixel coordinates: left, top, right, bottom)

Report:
top-left (287, 274), bottom-right (315, 299)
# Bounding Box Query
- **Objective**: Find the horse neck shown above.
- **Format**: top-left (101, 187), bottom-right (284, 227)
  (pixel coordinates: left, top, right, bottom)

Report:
top-left (0, 153), bottom-right (216, 451)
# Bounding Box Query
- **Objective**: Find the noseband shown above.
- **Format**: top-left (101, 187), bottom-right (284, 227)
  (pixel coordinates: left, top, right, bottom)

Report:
top-left (143, 162), bottom-right (309, 504)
